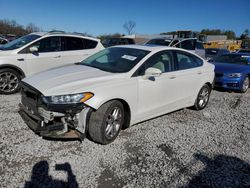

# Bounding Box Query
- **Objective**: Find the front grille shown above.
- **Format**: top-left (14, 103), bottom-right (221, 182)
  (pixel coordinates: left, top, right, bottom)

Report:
top-left (215, 73), bottom-right (224, 77)
top-left (215, 82), bottom-right (223, 86)
top-left (20, 82), bottom-right (42, 116)
top-left (21, 82), bottom-right (40, 102)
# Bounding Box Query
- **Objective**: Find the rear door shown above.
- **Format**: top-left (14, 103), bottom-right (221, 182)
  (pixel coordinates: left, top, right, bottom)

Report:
top-left (61, 36), bottom-right (99, 63)
top-left (171, 50), bottom-right (205, 103)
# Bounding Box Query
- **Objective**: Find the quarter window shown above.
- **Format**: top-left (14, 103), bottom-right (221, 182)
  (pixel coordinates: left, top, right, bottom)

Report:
top-left (175, 51), bottom-right (203, 70)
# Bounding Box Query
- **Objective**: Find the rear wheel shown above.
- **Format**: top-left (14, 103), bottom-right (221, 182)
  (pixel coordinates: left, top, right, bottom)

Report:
top-left (0, 68), bottom-right (21, 94)
top-left (240, 76), bottom-right (249, 93)
top-left (88, 100), bottom-right (124, 144)
top-left (194, 84), bottom-right (211, 110)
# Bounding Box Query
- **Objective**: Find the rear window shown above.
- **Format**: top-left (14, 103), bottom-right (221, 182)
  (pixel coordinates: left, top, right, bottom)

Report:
top-left (64, 37), bottom-right (84, 51)
top-left (64, 37), bottom-right (98, 51)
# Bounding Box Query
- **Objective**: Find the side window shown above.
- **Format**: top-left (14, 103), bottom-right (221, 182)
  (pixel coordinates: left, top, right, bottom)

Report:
top-left (196, 42), bottom-right (204, 49)
top-left (64, 37), bottom-right (84, 51)
top-left (84, 39), bottom-right (98, 49)
top-left (119, 38), bottom-right (127, 45)
top-left (175, 51), bottom-right (203, 70)
top-left (170, 40), bottom-right (180, 48)
top-left (32, 37), bottom-right (61, 53)
top-left (128, 39), bottom-right (135, 44)
top-left (180, 40), bottom-right (195, 50)
top-left (136, 51), bottom-right (174, 76)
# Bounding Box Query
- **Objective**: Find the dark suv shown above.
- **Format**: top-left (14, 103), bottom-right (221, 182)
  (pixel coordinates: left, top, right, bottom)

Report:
top-left (102, 37), bottom-right (135, 47)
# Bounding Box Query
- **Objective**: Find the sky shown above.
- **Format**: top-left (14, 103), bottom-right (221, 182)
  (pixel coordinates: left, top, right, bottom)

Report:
top-left (0, 0), bottom-right (249, 37)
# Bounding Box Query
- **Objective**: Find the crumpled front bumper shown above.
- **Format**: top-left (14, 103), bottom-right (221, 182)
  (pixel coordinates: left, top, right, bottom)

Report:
top-left (19, 103), bottom-right (91, 140)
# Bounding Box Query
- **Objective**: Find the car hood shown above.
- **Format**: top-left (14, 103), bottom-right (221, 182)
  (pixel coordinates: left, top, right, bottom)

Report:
top-left (23, 65), bottom-right (125, 96)
top-left (212, 62), bottom-right (248, 73)
top-left (0, 49), bottom-right (16, 56)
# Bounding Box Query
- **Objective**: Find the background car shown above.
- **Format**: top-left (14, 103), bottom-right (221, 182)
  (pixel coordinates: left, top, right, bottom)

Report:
top-left (169, 38), bottom-right (205, 59)
top-left (0, 36), bottom-right (8, 45)
top-left (146, 38), bottom-right (205, 59)
top-left (205, 48), bottom-right (229, 61)
top-left (0, 31), bottom-right (104, 94)
top-left (102, 37), bottom-right (135, 47)
top-left (145, 38), bottom-right (172, 46)
top-left (237, 49), bottom-right (250, 54)
top-left (20, 45), bottom-right (214, 144)
top-left (211, 53), bottom-right (250, 92)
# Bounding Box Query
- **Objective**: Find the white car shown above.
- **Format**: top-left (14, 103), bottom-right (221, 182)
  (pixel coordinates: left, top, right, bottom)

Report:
top-left (0, 31), bottom-right (104, 94)
top-left (20, 45), bottom-right (214, 144)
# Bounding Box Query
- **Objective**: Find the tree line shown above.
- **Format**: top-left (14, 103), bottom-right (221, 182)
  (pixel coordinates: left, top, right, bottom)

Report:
top-left (0, 19), bottom-right (249, 40)
top-left (0, 19), bottom-right (41, 36)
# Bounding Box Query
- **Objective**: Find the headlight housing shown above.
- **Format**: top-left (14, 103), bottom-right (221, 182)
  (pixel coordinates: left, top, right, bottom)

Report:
top-left (227, 73), bottom-right (242, 78)
top-left (42, 92), bottom-right (94, 104)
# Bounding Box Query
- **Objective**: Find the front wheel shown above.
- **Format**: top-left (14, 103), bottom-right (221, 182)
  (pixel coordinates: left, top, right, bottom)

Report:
top-left (88, 100), bottom-right (124, 144)
top-left (194, 84), bottom-right (211, 110)
top-left (240, 76), bottom-right (249, 93)
top-left (0, 68), bottom-right (21, 94)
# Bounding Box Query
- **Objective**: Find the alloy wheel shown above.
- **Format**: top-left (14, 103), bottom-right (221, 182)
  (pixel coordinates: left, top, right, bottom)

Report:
top-left (105, 107), bottom-right (122, 139)
top-left (242, 77), bottom-right (249, 92)
top-left (198, 87), bottom-right (210, 108)
top-left (0, 72), bottom-right (19, 93)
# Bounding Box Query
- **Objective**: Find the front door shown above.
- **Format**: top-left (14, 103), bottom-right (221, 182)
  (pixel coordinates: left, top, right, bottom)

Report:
top-left (136, 50), bottom-right (180, 120)
top-left (24, 36), bottom-right (64, 76)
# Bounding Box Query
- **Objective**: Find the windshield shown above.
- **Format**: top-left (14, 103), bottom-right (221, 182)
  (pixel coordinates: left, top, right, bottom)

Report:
top-left (0, 34), bottom-right (41, 50)
top-left (214, 54), bottom-right (250, 65)
top-left (80, 47), bottom-right (150, 73)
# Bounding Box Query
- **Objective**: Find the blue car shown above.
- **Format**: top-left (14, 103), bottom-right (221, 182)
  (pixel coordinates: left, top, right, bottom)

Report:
top-left (211, 53), bottom-right (250, 93)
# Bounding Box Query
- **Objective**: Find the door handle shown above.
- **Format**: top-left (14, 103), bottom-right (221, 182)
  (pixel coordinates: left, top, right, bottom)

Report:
top-left (17, 58), bottom-right (24, 61)
top-left (54, 55), bottom-right (61, 58)
top-left (169, 75), bottom-right (176, 79)
top-left (197, 71), bottom-right (202, 75)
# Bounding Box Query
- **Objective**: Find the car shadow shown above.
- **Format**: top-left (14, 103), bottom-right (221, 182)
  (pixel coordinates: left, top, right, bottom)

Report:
top-left (183, 153), bottom-right (250, 187)
top-left (24, 160), bottom-right (79, 188)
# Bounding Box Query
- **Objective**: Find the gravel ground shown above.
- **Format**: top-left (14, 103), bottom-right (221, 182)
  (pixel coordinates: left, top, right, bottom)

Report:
top-left (0, 89), bottom-right (250, 188)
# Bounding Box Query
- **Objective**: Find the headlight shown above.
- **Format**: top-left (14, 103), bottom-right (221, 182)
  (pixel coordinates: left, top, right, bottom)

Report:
top-left (227, 73), bottom-right (242, 78)
top-left (42, 92), bottom-right (94, 104)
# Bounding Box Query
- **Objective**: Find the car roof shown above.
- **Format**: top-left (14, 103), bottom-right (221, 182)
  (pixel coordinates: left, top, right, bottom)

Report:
top-left (29, 31), bottom-right (100, 41)
top-left (111, 44), bottom-right (181, 52)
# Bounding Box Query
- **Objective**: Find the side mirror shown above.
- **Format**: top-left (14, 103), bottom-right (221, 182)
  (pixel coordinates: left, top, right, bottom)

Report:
top-left (29, 46), bottom-right (38, 53)
top-left (143, 67), bottom-right (162, 80)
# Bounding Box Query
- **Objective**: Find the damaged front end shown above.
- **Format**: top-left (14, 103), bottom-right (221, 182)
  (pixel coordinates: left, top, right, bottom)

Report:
top-left (19, 82), bottom-right (92, 141)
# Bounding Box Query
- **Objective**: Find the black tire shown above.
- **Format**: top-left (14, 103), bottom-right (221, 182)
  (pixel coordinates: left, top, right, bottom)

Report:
top-left (240, 76), bottom-right (249, 93)
top-left (194, 84), bottom-right (211, 110)
top-left (0, 68), bottom-right (21, 94)
top-left (88, 100), bottom-right (124, 144)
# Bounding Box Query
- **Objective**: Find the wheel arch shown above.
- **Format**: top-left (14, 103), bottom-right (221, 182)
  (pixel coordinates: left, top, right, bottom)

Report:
top-left (205, 82), bottom-right (213, 90)
top-left (0, 64), bottom-right (26, 78)
top-left (92, 98), bottom-right (131, 129)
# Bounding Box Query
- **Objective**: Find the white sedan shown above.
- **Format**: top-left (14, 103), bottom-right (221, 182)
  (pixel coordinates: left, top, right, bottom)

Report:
top-left (20, 45), bottom-right (215, 144)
